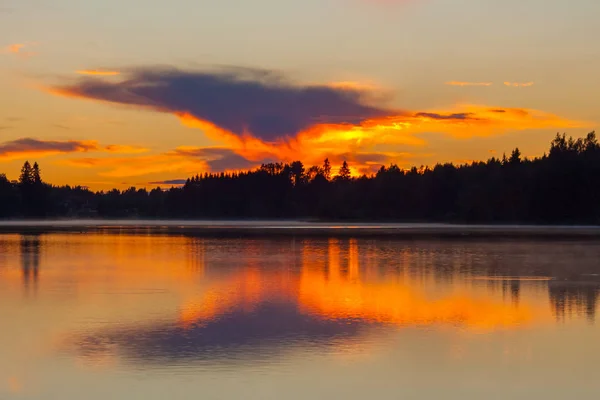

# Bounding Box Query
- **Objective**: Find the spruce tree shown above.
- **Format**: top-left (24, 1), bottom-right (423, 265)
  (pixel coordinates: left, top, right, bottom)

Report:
top-left (322, 158), bottom-right (331, 181)
top-left (19, 161), bottom-right (33, 185)
top-left (32, 162), bottom-right (42, 184)
top-left (338, 160), bottom-right (351, 180)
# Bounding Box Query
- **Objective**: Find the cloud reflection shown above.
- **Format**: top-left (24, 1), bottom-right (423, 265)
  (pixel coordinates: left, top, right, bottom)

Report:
top-left (73, 302), bottom-right (370, 365)
top-left (61, 237), bottom-right (586, 367)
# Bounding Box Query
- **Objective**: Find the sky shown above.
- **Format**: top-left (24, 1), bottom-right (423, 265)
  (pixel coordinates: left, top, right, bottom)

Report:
top-left (1, 0), bottom-right (599, 190)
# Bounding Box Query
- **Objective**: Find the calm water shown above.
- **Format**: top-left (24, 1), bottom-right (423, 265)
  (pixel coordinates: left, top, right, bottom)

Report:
top-left (1, 232), bottom-right (600, 399)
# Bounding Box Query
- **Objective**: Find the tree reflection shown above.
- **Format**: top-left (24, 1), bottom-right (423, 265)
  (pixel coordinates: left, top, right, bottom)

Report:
top-left (20, 234), bottom-right (41, 294)
top-left (66, 238), bottom-right (564, 367)
top-left (549, 282), bottom-right (599, 322)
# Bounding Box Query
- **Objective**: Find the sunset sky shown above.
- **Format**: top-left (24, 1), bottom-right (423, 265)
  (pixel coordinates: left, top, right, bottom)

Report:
top-left (1, 0), bottom-right (599, 190)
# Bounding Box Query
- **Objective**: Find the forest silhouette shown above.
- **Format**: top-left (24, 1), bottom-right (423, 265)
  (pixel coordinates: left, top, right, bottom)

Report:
top-left (1, 132), bottom-right (599, 223)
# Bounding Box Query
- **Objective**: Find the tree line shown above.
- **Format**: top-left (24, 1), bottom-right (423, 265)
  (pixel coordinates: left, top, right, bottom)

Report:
top-left (1, 132), bottom-right (600, 223)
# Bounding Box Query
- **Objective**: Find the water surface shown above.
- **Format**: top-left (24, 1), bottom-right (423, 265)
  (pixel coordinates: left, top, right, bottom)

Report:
top-left (1, 232), bottom-right (600, 399)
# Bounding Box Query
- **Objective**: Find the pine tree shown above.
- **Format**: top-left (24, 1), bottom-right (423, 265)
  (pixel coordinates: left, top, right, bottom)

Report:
top-left (509, 148), bottom-right (522, 165)
top-left (322, 158), bottom-right (331, 181)
top-left (338, 160), bottom-right (351, 180)
top-left (19, 161), bottom-right (33, 185)
top-left (32, 162), bottom-right (42, 184)
top-left (290, 161), bottom-right (305, 186)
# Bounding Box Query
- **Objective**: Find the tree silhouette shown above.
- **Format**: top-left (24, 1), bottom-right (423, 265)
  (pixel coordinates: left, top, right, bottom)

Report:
top-left (32, 162), bottom-right (42, 184)
top-left (509, 148), bottom-right (522, 165)
top-left (307, 165), bottom-right (322, 182)
top-left (19, 161), bottom-right (33, 186)
top-left (290, 161), bottom-right (305, 186)
top-left (322, 158), bottom-right (331, 181)
top-left (2, 132), bottom-right (600, 222)
top-left (337, 160), bottom-right (351, 181)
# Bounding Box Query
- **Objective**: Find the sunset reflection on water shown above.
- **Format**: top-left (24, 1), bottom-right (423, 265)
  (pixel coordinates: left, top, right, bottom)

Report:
top-left (1, 232), bottom-right (600, 399)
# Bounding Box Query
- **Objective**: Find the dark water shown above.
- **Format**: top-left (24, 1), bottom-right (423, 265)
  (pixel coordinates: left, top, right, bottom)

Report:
top-left (1, 232), bottom-right (600, 399)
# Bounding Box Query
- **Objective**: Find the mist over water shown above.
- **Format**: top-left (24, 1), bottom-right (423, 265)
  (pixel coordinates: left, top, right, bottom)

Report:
top-left (1, 231), bottom-right (600, 399)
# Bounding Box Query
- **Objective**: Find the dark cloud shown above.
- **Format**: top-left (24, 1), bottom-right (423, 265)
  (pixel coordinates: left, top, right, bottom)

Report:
top-left (0, 126), bottom-right (11, 131)
top-left (208, 153), bottom-right (259, 171)
top-left (53, 67), bottom-right (399, 142)
top-left (174, 147), bottom-right (270, 171)
top-left (5, 117), bottom-right (23, 122)
top-left (0, 138), bottom-right (98, 157)
top-left (148, 179), bottom-right (187, 185)
top-left (489, 109), bottom-right (507, 113)
top-left (415, 112), bottom-right (477, 120)
top-left (52, 124), bottom-right (71, 130)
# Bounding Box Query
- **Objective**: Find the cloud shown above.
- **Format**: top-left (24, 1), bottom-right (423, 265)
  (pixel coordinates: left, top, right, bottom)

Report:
top-left (76, 69), bottom-right (121, 76)
top-left (326, 80), bottom-right (381, 91)
top-left (445, 81), bottom-right (493, 87)
top-left (2, 43), bottom-right (36, 58)
top-left (61, 146), bottom-right (269, 178)
top-left (173, 147), bottom-right (271, 171)
top-left (7, 44), bottom-right (24, 53)
top-left (62, 145), bottom-right (401, 179)
top-left (0, 138), bottom-right (151, 162)
top-left (0, 138), bottom-right (98, 161)
top-left (414, 112), bottom-right (477, 121)
top-left (148, 179), bottom-right (187, 186)
top-left (104, 144), bottom-right (149, 154)
top-left (61, 153), bottom-right (205, 178)
top-left (504, 82), bottom-right (534, 87)
top-left (49, 66), bottom-right (397, 142)
top-left (0, 126), bottom-right (11, 131)
top-left (410, 105), bottom-right (582, 139)
top-left (7, 376), bottom-right (22, 394)
top-left (47, 66), bottom-right (584, 177)
top-left (323, 151), bottom-right (403, 175)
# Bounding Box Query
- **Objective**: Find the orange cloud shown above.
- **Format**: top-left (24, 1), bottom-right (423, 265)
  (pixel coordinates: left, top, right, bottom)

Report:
top-left (0, 138), bottom-right (99, 161)
top-left (0, 138), bottom-right (155, 163)
top-left (104, 144), bottom-right (149, 154)
top-left (45, 67), bottom-right (584, 176)
top-left (61, 153), bottom-right (206, 178)
top-left (175, 113), bottom-right (414, 175)
top-left (176, 104), bottom-right (583, 173)
top-left (404, 104), bottom-right (582, 138)
top-left (7, 43), bottom-right (24, 53)
top-left (2, 43), bottom-right (36, 58)
top-left (7, 376), bottom-right (22, 394)
top-left (61, 143), bottom-right (283, 179)
top-left (446, 81), bottom-right (493, 87)
top-left (504, 82), bottom-right (535, 87)
top-left (76, 69), bottom-right (121, 76)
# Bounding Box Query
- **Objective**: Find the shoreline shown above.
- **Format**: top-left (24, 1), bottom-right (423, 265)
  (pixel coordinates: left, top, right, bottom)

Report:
top-left (1, 220), bottom-right (600, 238)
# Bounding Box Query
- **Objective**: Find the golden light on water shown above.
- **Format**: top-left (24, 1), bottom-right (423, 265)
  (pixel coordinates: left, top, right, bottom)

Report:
top-left (175, 238), bottom-right (554, 332)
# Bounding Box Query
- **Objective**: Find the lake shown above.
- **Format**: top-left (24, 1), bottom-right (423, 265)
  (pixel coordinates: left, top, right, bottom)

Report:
top-left (1, 228), bottom-right (600, 399)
